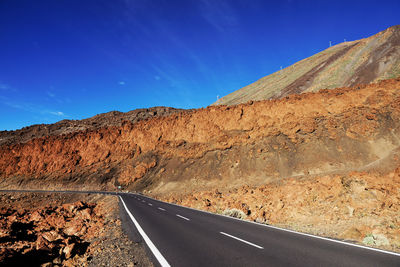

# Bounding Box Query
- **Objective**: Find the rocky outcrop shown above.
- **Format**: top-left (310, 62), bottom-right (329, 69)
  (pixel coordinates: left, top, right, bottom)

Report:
top-left (0, 193), bottom-right (153, 266)
top-left (0, 201), bottom-right (102, 266)
top-left (215, 25), bottom-right (400, 105)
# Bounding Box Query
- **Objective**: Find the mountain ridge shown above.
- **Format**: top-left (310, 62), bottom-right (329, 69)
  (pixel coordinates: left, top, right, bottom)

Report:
top-left (215, 25), bottom-right (400, 105)
top-left (0, 106), bottom-right (187, 146)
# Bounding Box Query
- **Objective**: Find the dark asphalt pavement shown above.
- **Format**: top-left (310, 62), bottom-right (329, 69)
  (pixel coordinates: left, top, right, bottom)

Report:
top-left (119, 193), bottom-right (400, 267)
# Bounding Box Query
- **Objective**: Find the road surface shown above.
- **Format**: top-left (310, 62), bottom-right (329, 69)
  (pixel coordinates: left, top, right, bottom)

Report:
top-left (119, 193), bottom-right (400, 267)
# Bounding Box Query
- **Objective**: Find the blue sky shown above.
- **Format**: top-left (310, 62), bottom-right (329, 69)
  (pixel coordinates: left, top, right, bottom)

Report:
top-left (0, 0), bottom-right (399, 130)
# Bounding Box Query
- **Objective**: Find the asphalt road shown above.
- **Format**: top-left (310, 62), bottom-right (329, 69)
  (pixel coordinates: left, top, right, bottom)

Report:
top-left (119, 193), bottom-right (400, 267)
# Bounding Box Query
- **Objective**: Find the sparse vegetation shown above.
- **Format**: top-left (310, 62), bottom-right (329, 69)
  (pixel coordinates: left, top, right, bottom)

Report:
top-left (362, 233), bottom-right (390, 247)
top-left (222, 208), bottom-right (247, 219)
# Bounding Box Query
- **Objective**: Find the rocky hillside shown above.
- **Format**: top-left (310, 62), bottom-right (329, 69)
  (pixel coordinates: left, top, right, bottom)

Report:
top-left (1, 78), bottom-right (400, 195)
top-left (215, 25), bottom-right (400, 105)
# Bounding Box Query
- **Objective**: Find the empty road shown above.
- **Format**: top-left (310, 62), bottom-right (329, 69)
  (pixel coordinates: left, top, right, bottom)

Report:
top-left (2, 190), bottom-right (399, 266)
top-left (119, 193), bottom-right (400, 267)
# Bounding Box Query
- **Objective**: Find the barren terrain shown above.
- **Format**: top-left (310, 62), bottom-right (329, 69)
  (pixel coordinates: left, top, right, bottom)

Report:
top-left (0, 193), bottom-right (152, 266)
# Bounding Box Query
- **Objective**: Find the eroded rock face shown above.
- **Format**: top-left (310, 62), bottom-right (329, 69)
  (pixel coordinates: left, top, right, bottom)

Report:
top-left (0, 201), bottom-right (103, 266)
top-left (1, 79), bottom-right (400, 194)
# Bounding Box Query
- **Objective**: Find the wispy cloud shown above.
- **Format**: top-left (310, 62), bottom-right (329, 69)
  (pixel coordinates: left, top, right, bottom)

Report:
top-left (149, 62), bottom-right (200, 108)
top-left (151, 64), bottom-right (179, 87)
top-left (0, 82), bottom-right (17, 92)
top-left (48, 111), bottom-right (65, 116)
top-left (47, 91), bottom-right (56, 98)
top-left (45, 89), bottom-right (71, 104)
top-left (0, 96), bottom-right (67, 118)
top-left (199, 0), bottom-right (238, 32)
top-left (93, 1), bottom-right (238, 107)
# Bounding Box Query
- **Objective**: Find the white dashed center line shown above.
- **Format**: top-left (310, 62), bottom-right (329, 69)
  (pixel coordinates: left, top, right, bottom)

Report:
top-left (176, 214), bottom-right (190, 221)
top-left (148, 203), bottom-right (153, 206)
top-left (220, 232), bottom-right (264, 249)
top-left (158, 207), bottom-right (166, 211)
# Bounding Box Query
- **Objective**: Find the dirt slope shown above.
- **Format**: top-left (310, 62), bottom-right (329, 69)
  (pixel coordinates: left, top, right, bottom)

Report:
top-left (215, 25), bottom-right (400, 105)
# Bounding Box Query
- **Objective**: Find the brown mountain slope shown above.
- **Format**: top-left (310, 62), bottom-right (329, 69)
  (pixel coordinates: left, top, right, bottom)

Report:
top-left (215, 25), bottom-right (400, 105)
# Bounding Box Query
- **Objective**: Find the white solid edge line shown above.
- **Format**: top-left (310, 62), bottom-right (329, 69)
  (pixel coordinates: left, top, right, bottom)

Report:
top-left (176, 214), bottom-right (190, 221)
top-left (158, 207), bottom-right (166, 211)
top-left (127, 193), bottom-right (400, 257)
top-left (220, 231), bottom-right (264, 249)
top-left (119, 196), bottom-right (171, 267)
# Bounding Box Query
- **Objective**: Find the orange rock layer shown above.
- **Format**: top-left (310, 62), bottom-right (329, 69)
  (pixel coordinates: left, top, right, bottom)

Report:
top-left (1, 79), bottom-right (400, 193)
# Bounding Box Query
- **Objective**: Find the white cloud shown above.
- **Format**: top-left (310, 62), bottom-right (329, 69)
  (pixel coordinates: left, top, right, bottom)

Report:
top-left (49, 111), bottom-right (65, 116)
top-left (0, 97), bottom-right (66, 118)
top-left (119, 81), bottom-right (126, 85)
